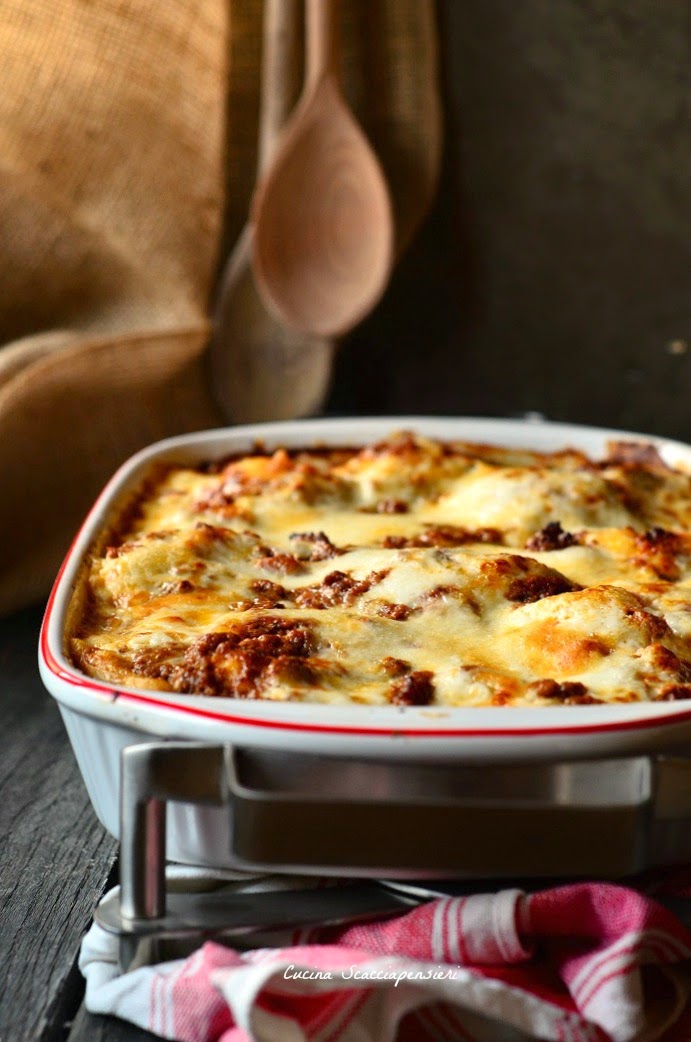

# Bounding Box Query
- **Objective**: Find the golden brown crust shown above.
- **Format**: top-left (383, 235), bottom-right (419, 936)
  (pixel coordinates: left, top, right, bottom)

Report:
top-left (67, 431), bottom-right (691, 707)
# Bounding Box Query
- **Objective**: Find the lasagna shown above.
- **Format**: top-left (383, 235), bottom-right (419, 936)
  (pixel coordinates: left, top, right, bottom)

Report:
top-left (67, 431), bottom-right (691, 708)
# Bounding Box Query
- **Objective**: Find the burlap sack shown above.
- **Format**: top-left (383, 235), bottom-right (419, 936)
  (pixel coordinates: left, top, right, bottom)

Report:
top-left (0, 0), bottom-right (441, 615)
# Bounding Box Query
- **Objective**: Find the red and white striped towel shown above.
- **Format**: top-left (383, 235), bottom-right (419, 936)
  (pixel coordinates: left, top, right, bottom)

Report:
top-left (80, 880), bottom-right (691, 1042)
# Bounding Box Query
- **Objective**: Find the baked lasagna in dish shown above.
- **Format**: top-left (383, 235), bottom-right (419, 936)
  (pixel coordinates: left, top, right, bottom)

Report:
top-left (67, 431), bottom-right (691, 708)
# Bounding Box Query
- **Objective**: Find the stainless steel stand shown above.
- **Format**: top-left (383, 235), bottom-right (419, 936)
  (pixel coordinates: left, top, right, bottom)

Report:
top-left (96, 742), bottom-right (691, 970)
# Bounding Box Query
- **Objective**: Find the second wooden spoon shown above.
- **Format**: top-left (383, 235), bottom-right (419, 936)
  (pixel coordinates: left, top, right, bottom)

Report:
top-left (208, 0), bottom-right (333, 424)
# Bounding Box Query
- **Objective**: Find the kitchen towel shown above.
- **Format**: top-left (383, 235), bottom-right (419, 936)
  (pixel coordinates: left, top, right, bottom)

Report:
top-left (0, 0), bottom-right (442, 616)
top-left (80, 879), bottom-right (691, 1042)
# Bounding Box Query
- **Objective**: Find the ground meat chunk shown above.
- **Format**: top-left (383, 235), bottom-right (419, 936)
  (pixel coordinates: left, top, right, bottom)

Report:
top-left (377, 602), bottom-right (412, 620)
top-left (633, 527), bottom-right (684, 581)
top-left (643, 642), bottom-right (691, 680)
top-left (624, 607), bottom-right (671, 641)
top-left (420, 584), bottom-right (463, 604)
top-left (506, 573), bottom-right (578, 603)
top-left (380, 656), bottom-right (411, 677)
top-left (525, 521), bottom-right (578, 552)
top-left (657, 684), bottom-right (691, 701)
top-left (249, 579), bottom-right (288, 608)
top-left (168, 616), bottom-right (314, 697)
top-left (255, 550), bottom-right (305, 575)
top-left (390, 670), bottom-right (435, 706)
top-left (376, 499), bottom-right (410, 514)
top-left (294, 569), bottom-right (389, 609)
top-left (382, 525), bottom-right (501, 549)
top-left (529, 679), bottom-right (595, 703)
top-left (208, 616), bottom-right (313, 657)
top-left (289, 531), bottom-right (343, 561)
top-left (638, 526), bottom-right (682, 549)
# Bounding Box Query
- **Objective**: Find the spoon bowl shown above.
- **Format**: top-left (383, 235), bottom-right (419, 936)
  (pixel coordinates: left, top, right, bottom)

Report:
top-left (212, 228), bottom-right (334, 423)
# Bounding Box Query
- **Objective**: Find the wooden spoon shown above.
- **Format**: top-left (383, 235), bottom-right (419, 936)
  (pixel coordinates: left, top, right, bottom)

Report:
top-left (251, 0), bottom-right (394, 339)
top-left (208, 0), bottom-right (334, 424)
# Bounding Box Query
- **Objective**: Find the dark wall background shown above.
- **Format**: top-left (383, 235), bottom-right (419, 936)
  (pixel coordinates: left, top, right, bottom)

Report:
top-left (328, 0), bottom-right (691, 441)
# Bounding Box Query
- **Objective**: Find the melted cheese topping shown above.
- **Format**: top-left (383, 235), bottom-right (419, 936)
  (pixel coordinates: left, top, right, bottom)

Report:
top-left (67, 431), bottom-right (691, 707)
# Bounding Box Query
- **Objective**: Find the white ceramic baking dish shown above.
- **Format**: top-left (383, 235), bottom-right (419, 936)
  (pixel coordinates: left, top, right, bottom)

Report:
top-left (39, 417), bottom-right (691, 869)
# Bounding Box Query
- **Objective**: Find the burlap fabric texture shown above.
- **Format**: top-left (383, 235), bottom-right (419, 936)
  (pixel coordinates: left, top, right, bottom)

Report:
top-left (0, 0), bottom-right (441, 615)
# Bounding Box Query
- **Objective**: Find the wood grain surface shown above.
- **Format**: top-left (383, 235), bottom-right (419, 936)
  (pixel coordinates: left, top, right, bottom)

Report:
top-left (68, 1006), bottom-right (159, 1041)
top-left (0, 607), bottom-right (118, 1041)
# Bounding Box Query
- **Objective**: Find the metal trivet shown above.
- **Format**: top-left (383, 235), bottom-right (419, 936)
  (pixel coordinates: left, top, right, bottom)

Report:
top-left (96, 743), bottom-right (691, 970)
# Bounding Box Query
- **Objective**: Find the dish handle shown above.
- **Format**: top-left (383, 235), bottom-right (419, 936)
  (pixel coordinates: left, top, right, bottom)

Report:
top-left (117, 743), bottom-right (691, 915)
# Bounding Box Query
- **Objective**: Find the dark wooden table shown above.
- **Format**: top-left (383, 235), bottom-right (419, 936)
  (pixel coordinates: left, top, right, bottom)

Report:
top-left (0, 606), bottom-right (157, 1041)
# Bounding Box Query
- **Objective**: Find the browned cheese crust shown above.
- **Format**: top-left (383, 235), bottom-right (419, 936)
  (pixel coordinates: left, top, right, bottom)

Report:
top-left (67, 432), bottom-right (691, 707)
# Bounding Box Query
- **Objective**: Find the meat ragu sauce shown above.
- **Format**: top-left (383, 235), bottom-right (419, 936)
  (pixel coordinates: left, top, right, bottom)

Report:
top-left (68, 431), bottom-right (691, 707)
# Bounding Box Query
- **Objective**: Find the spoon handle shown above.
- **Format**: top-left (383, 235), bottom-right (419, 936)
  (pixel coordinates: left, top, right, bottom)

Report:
top-left (258, 0), bottom-right (303, 174)
top-left (305, 0), bottom-right (339, 91)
